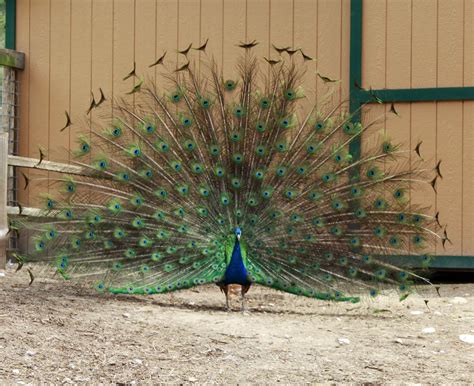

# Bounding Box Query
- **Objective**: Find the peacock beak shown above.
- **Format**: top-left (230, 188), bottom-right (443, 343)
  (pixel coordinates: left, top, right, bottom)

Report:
top-left (237, 234), bottom-right (241, 240)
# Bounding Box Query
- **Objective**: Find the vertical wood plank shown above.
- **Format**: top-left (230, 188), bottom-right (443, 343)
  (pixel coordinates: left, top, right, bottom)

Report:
top-left (91, 0), bottom-right (113, 118)
top-left (465, 0), bottom-right (473, 87)
top-left (411, 0), bottom-right (437, 88)
top-left (155, 0), bottom-right (179, 83)
top-left (385, 1), bottom-right (412, 240)
top-left (200, 0), bottom-right (224, 69)
top-left (247, 0), bottom-right (270, 62)
top-left (49, 0), bottom-right (71, 163)
top-left (411, 0), bottom-right (439, 253)
top-left (437, 0), bottom-right (464, 87)
top-left (386, 0), bottom-right (411, 88)
top-left (134, 0), bottom-right (156, 78)
top-left (437, 102), bottom-right (463, 255)
top-left (16, 0), bottom-right (30, 207)
top-left (270, 0), bottom-right (293, 50)
top-left (70, 0), bottom-right (91, 157)
top-left (113, 0), bottom-right (135, 103)
top-left (316, 0), bottom-right (341, 101)
top-left (436, 0), bottom-right (464, 256)
top-left (28, 0), bottom-right (50, 208)
top-left (340, 0), bottom-right (350, 98)
top-left (463, 101), bottom-right (473, 255)
top-left (410, 103), bottom-right (438, 251)
top-left (222, 0), bottom-right (246, 80)
top-left (361, 0), bottom-right (386, 89)
top-left (177, 0), bottom-right (201, 72)
top-left (294, 0), bottom-right (317, 106)
top-left (463, 1), bottom-right (473, 255)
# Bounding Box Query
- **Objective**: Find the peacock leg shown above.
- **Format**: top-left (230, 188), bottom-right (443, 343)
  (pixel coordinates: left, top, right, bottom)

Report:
top-left (241, 284), bottom-right (251, 312)
top-left (223, 285), bottom-right (230, 311)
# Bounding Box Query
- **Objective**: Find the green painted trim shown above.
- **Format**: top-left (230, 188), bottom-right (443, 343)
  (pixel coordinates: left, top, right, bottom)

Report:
top-left (358, 87), bottom-right (474, 103)
top-left (5, 0), bottom-right (16, 50)
top-left (349, 0), bottom-right (363, 161)
top-left (385, 255), bottom-right (474, 271)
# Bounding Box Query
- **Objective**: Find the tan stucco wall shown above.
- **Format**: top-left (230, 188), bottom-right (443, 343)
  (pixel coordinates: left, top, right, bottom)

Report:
top-left (14, 0), bottom-right (473, 256)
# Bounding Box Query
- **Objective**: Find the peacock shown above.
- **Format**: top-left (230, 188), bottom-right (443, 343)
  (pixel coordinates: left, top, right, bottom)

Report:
top-left (11, 42), bottom-right (445, 311)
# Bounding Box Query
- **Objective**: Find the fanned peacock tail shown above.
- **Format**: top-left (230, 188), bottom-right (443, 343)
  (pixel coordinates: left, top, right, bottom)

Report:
top-left (12, 46), bottom-right (443, 302)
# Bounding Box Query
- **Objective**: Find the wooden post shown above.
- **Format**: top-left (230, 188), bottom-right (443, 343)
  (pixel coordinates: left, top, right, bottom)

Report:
top-left (0, 67), bottom-right (15, 269)
top-left (0, 49), bottom-right (24, 269)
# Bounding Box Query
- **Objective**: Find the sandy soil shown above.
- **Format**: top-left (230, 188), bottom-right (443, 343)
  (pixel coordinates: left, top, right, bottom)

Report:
top-left (0, 267), bottom-right (473, 384)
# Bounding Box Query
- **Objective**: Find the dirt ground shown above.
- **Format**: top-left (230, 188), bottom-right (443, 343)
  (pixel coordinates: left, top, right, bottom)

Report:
top-left (1, 267), bottom-right (473, 384)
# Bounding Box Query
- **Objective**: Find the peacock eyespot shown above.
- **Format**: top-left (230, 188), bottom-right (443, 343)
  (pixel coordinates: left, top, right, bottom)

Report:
top-left (284, 89), bottom-right (295, 100)
top-left (200, 99), bottom-right (210, 108)
top-left (314, 122), bottom-right (324, 131)
top-left (172, 93), bottom-right (181, 102)
top-left (224, 80), bottom-right (236, 91)
top-left (233, 107), bottom-right (244, 118)
top-left (260, 98), bottom-right (270, 109)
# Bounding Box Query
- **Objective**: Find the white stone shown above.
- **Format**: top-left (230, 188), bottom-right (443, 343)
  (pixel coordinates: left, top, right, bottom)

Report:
top-left (122, 313), bottom-right (131, 318)
top-left (337, 337), bottom-right (350, 345)
top-left (12, 369), bottom-right (20, 375)
top-left (410, 310), bottom-right (423, 315)
top-left (133, 358), bottom-right (143, 365)
top-left (421, 327), bottom-right (436, 334)
top-left (0, 272), bottom-right (5, 277)
top-left (459, 334), bottom-right (474, 344)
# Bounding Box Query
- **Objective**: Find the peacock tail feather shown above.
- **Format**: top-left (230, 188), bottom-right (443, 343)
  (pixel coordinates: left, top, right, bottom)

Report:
top-left (12, 46), bottom-right (443, 302)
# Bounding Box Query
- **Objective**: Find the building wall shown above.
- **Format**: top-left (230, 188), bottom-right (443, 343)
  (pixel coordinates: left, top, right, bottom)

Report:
top-left (14, 0), bottom-right (473, 256)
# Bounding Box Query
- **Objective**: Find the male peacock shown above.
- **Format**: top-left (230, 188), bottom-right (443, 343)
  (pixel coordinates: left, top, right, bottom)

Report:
top-left (11, 43), bottom-right (444, 310)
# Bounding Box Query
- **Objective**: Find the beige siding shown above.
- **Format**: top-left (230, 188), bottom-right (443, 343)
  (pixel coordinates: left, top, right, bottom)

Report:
top-left (15, 0), bottom-right (473, 256)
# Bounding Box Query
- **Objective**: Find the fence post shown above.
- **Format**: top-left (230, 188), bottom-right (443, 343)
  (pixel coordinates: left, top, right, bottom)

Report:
top-left (0, 49), bottom-right (24, 269)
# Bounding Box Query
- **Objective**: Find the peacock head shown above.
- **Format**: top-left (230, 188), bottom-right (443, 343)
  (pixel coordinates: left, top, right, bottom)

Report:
top-left (234, 227), bottom-right (242, 241)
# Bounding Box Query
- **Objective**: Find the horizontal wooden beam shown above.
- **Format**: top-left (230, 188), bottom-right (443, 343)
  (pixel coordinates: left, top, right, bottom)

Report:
top-left (7, 206), bottom-right (52, 217)
top-left (0, 48), bottom-right (25, 70)
top-left (7, 155), bottom-right (85, 175)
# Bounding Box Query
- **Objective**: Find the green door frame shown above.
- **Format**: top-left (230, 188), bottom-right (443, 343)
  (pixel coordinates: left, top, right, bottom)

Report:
top-left (5, 0), bottom-right (16, 50)
top-left (350, 0), bottom-right (474, 270)
top-left (4, 0), bottom-right (473, 269)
